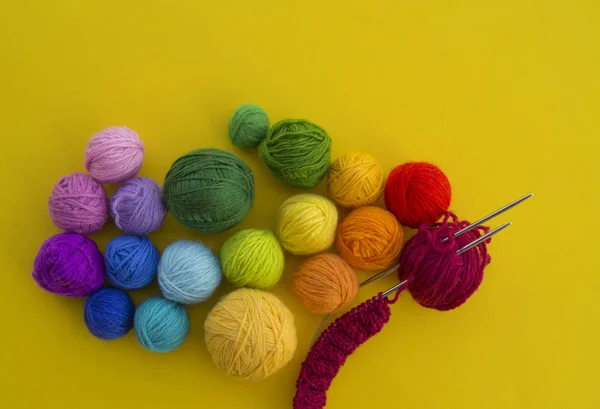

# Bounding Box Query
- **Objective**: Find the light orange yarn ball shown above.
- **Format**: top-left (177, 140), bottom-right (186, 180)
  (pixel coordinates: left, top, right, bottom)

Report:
top-left (328, 152), bottom-right (384, 208)
top-left (336, 206), bottom-right (404, 272)
top-left (292, 254), bottom-right (358, 314)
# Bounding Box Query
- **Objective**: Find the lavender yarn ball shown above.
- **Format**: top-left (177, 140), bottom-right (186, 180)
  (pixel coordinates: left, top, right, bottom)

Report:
top-left (85, 126), bottom-right (144, 183)
top-left (110, 177), bottom-right (166, 235)
top-left (33, 232), bottom-right (105, 297)
top-left (48, 172), bottom-right (109, 234)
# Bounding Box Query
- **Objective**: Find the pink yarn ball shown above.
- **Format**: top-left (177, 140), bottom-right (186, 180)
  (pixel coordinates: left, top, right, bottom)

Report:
top-left (84, 126), bottom-right (144, 183)
top-left (48, 172), bottom-right (109, 234)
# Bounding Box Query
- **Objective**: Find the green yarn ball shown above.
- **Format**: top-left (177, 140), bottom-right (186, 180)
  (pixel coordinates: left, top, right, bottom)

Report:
top-left (259, 119), bottom-right (332, 188)
top-left (228, 104), bottom-right (270, 148)
top-left (220, 229), bottom-right (284, 289)
top-left (163, 148), bottom-right (254, 233)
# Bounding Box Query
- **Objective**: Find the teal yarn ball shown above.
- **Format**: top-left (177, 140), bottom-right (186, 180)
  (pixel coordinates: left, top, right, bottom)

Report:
top-left (134, 296), bottom-right (190, 353)
top-left (163, 148), bottom-right (255, 233)
top-left (228, 104), bottom-right (270, 148)
top-left (158, 240), bottom-right (222, 304)
top-left (259, 119), bottom-right (332, 188)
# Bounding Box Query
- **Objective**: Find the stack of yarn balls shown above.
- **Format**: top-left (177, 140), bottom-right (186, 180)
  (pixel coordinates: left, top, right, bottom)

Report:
top-left (33, 103), bottom-right (455, 384)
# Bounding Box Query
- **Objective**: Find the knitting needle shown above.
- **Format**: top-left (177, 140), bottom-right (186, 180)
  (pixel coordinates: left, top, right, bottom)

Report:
top-left (442, 193), bottom-right (532, 242)
top-left (309, 201), bottom-right (527, 349)
top-left (358, 193), bottom-right (533, 287)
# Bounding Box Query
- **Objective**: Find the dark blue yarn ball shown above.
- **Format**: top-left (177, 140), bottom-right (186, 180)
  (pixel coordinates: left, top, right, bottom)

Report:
top-left (84, 287), bottom-right (135, 340)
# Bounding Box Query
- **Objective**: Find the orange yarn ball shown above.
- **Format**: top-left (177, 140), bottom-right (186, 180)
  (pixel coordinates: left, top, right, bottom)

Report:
top-left (336, 206), bottom-right (404, 271)
top-left (292, 254), bottom-right (358, 314)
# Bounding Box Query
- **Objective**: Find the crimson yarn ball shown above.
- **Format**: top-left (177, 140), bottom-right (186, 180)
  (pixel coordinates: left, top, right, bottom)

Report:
top-left (399, 213), bottom-right (491, 311)
top-left (384, 162), bottom-right (451, 229)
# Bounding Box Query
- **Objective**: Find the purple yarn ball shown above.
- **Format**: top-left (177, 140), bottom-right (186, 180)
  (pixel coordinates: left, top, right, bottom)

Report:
top-left (48, 172), bottom-right (109, 234)
top-left (110, 177), bottom-right (166, 235)
top-left (33, 232), bottom-right (106, 297)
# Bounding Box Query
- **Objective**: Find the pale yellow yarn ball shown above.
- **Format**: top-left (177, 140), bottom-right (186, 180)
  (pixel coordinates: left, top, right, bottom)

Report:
top-left (204, 288), bottom-right (297, 381)
top-left (328, 152), bottom-right (384, 208)
top-left (277, 194), bottom-right (338, 255)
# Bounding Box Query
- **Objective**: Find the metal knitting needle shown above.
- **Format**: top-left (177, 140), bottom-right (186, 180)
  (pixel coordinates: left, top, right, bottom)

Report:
top-left (310, 219), bottom-right (517, 348)
top-left (358, 193), bottom-right (533, 286)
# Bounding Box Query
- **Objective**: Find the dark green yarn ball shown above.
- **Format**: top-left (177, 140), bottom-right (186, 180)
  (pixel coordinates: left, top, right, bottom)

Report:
top-left (228, 104), bottom-right (270, 148)
top-left (258, 119), bottom-right (332, 188)
top-left (163, 149), bottom-right (254, 233)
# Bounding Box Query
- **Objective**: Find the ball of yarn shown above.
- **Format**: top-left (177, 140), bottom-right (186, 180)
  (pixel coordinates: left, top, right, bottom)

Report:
top-left (84, 126), bottom-right (144, 183)
top-left (336, 206), bottom-right (404, 272)
top-left (105, 235), bottom-right (159, 290)
top-left (328, 152), bottom-right (384, 208)
top-left (259, 119), bottom-right (332, 188)
top-left (32, 232), bottom-right (105, 297)
top-left (400, 212), bottom-right (491, 311)
top-left (204, 288), bottom-right (297, 380)
top-left (277, 194), bottom-right (338, 255)
top-left (228, 104), bottom-right (270, 148)
top-left (220, 229), bottom-right (284, 289)
top-left (84, 287), bottom-right (135, 340)
top-left (134, 296), bottom-right (190, 353)
top-left (158, 240), bottom-right (222, 304)
top-left (110, 177), bottom-right (166, 235)
top-left (48, 172), bottom-right (109, 234)
top-left (292, 254), bottom-right (358, 314)
top-left (384, 162), bottom-right (451, 229)
top-left (163, 148), bottom-right (254, 233)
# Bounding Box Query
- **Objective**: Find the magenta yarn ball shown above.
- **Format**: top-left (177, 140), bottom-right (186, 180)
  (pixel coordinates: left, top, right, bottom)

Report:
top-left (48, 172), bottom-right (109, 234)
top-left (84, 126), bottom-right (144, 183)
top-left (33, 232), bottom-right (106, 297)
top-left (110, 177), bottom-right (166, 235)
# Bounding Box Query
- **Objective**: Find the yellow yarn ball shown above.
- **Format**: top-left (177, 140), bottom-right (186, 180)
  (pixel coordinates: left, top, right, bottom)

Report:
top-left (204, 288), bottom-right (297, 381)
top-left (220, 229), bottom-right (284, 289)
top-left (277, 194), bottom-right (338, 255)
top-left (328, 152), bottom-right (384, 208)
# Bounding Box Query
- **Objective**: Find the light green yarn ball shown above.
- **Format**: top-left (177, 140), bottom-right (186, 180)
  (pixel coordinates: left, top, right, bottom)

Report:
top-left (220, 229), bottom-right (284, 289)
top-left (259, 119), bottom-right (332, 188)
top-left (228, 104), bottom-right (270, 148)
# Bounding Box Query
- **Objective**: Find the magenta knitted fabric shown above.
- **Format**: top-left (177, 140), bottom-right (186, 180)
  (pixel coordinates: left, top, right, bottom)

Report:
top-left (397, 212), bottom-right (491, 310)
top-left (294, 212), bottom-right (493, 409)
top-left (294, 295), bottom-right (393, 409)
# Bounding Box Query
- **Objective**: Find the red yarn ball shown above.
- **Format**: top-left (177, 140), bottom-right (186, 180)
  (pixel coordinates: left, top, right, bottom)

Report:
top-left (384, 162), bottom-right (451, 229)
top-left (399, 212), bottom-right (491, 311)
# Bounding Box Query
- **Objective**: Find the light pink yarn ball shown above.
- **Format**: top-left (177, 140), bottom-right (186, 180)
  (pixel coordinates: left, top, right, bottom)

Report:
top-left (84, 126), bottom-right (144, 183)
top-left (48, 172), bottom-right (109, 234)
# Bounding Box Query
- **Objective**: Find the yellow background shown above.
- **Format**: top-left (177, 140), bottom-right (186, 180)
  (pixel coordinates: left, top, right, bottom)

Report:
top-left (1, 1), bottom-right (598, 408)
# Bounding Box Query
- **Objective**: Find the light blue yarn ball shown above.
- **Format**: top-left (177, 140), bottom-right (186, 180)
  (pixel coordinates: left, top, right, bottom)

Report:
top-left (134, 296), bottom-right (189, 353)
top-left (105, 235), bottom-right (160, 290)
top-left (158, 240), bottom-right (222, 304)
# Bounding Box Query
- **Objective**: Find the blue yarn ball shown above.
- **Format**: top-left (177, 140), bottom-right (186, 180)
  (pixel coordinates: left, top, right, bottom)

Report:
top-left (158, 240), bottom-right (222, 304)
top-left (105, 235), bottom-right (159, 290)
top-left (134, 296), bottom-right (189, 352)
top-left (84, 288), bottom-right (135, 340)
